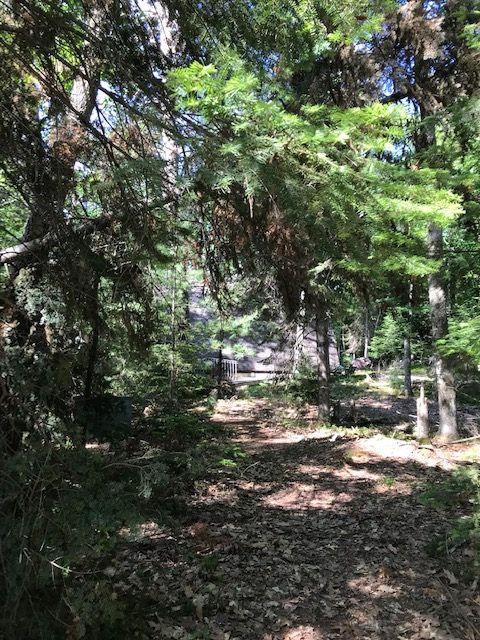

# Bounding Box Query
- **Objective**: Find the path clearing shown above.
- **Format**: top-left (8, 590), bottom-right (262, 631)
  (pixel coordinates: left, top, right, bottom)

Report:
top-left (106, 399), bottom-right (480, 640)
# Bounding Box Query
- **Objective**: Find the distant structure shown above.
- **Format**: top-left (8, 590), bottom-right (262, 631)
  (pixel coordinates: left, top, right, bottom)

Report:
top-left (188, 285), bottom-right (339, 380)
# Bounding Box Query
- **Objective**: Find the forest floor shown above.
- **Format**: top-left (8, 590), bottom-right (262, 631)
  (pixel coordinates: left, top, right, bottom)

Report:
top-left (95, 396), bottom-right (480, 640)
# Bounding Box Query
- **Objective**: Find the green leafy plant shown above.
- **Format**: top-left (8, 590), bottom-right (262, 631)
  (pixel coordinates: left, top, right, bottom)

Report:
top-left (370, 313), bottom-right (405, 363)
top-left (420, 467), bottom-right (480, 568)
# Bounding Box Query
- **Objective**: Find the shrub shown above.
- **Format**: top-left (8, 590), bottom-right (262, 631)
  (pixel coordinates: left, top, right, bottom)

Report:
top-left (420, 466), bottom-right (480, 568)
top-left (0, 441), bottom-right (169, 639)
top-left (370, 313), bottom-right (405, 363)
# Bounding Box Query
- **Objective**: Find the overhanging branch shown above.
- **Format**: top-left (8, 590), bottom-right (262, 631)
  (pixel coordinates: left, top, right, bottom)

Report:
top-left (0, 192), bottom-right (176, 265)
top-left (0, 217), bottom-right (111, 265)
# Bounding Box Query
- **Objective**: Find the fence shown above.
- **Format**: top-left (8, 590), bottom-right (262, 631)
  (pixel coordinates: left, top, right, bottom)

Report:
top-left (211, 357), bottom-right (238, 381)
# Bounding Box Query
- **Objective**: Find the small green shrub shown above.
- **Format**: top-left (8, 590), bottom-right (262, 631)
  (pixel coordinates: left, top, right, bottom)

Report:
top-left (151, 413), bottom-right (222, 450)
top-left (63, 580), bottom-right (128, 640)
top-left (0, 407), bottom-right (225, 639)
top-left (388, 364), bottom-right (404, 395)
top-left (420, 466), bottom-right (480, 567)
top-left (215, 444), bottom-right (247, 467)
top-left (201, 553), bottom-right (220, 576)
top-left (370, 313), bottom-right (405, 362)
top-left (239, 381), bottom-right (273, 399)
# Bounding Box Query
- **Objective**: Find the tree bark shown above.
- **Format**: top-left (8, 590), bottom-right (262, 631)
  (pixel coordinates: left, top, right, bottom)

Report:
top-left (292, 289), bottom-right (305, 376)
top-left (216, 322), bottom-right (225, 399)
top-left (84, 276), bottom-right (101, 403)
top-left (404, 278), bottom-right (413, 397)
top-left (315, 309), bottom-right (330, 422)
top-left (169, 258), bottom-right (178, 405)
top-left (82, 275), bottom-right (101, 444)
top-left (217, 347), bottom-right (224, 398)
top-left (403, 335), bottom-right (413, 397)
top-left (427, 223), bottom-right (458, 440)
top-left (405, 15), bottom-right (460, 441)
top-left (0, 2), bottom-right (111, 451)
top-left (363, 307), bottom-right (369, 359)
top-left (416, 383), bottom-right (430, 441)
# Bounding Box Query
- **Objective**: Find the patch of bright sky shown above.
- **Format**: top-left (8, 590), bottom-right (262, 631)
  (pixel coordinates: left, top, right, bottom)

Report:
top-left (137, 0), bottom-right (174, 56)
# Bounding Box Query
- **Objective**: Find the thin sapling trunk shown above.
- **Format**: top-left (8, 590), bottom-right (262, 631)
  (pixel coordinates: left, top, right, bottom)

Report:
top-left (315, 310), bottom-right (330, 423)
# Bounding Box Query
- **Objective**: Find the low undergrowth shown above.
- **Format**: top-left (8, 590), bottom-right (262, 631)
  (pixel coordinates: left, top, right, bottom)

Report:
top-left (420, 466), bottom-right (480, 573)
top-left (0, 407), bottom-right (230, 640)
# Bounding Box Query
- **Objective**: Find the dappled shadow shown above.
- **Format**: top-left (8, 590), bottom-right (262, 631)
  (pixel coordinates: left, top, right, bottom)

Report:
top-left (101, 399), bottom-right (479, 640)
top-left (341, 392), bottom-right (480, 437)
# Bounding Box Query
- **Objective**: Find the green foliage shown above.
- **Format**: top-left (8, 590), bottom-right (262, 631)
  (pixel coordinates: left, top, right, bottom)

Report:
top-left (370, 313), bottom-right (405, 362)
top-left (383, 475), bottom-right (396, 487)
top-left (63, 580), bottom-right (127, 640)
top-left (1, 445), bottom-right (146, 637)
top-left (215, 444), bottom-right (248, 467)
top-left (438, 318), bottom-right (480, 366)
top-left (285, 362), bottom-right (320, 403)
top-left (420, 467), bottom-right (480, 567)
top-left (239, 380), bottom-right (276, 399)
top-left (108, 341), bottom-right (214, 402)
top-left (151, 413), bottom-right (222, 450)
top-left (0, 405), bottom-right (225, 638)
top-left (387, 364), bottom-right (405, 396)
top-left (168, 48), bottom-right (468, 337)
top-left (1, 0), bottom-right (480, 635)
top-left (200, 553), bottom-right (220, 576)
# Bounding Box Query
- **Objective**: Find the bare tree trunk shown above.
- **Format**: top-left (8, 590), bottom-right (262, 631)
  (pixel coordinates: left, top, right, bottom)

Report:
top-left (217, 323), bottom-right (225, 399)
top-left (404, 279), bottom-right (413, 397)
top-left (217, 347), bottom-right (224, 399)
top-left (83, 275), bottom-right (101, 444)
top-left (363, 307), bottom-right (369, 359)
top-left (337, 326), bottom-right (343, 365)
top-left (315, 309), bottom-right (330, 422)
top-left (403, 335), bottom-right (413, 397)
top-left (416, 383), bottom-right (430, 441)
top-left (328, 327), bottom-right (340, 369)
top-left (427, 223), bottom-right (458, 440)
top-left (84, 277), bottom-right (100, 402)
top-left (169, 258), bottom-right (178, 405)
top-left (292, 290), bottom-right (305, 376)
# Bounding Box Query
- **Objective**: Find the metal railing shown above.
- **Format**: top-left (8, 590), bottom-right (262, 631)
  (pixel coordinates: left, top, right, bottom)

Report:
top-left (211, 358), bottom-right (238, 381)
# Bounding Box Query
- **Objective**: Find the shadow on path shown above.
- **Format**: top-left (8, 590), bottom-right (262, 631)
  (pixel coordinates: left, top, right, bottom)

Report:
top-left (111, 399), bottom-right (479, 640)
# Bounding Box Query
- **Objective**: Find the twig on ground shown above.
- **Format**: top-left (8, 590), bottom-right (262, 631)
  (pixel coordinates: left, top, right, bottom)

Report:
top-left (437, 435), bottom-right (480, 447)
top-left (240, 461), bottom-right (260, 477)
top-left (435, 579), bottom-right (480, 638)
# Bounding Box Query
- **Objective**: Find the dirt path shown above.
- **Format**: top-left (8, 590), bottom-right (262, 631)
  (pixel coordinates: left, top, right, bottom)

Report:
top-left (108, 399), bottom-right (479, 640)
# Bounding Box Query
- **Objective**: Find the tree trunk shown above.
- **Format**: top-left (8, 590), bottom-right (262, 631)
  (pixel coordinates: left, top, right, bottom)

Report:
top-left (315, 310), bottom-right (330, 422)
top-left (328, 329), bottom-right (340, 369)
top-left (403, 335), bottom-right (413, 397)
top-left (403, 278), bottom-right (413, 397)
top-left (0, 2), bottom-right (110, 451)
top-left (291, 290), bottom-right (305, 376)
top-left (84, 277), bottom-right (100, 403)
top-left (83, 275), bottom-right (101, 444)
top-left (216, 322), bottom-right (225, 399)
top-left (416, 383), bottom-right (430, 441)
top-left (427, 223), bottom-right (458, 440)
top-left (363, 307), bottom-right (369, 359)
top-left (169, 260), bottom-right (178, 405)
top-left (217, 347), bottom-right (224, 399)
top-left (340, 325), bottom-right (347, 367)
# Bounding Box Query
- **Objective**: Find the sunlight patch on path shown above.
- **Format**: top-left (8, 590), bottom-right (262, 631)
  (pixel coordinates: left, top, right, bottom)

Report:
top-left (345, 435), bottom-right (458, 470)
top-left (104, 398), bottom-right (479, 640)
top-left (263, 484), bottom-right (352, 510)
